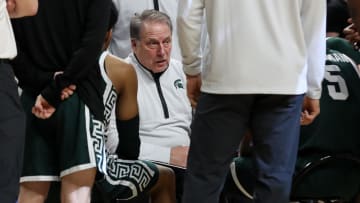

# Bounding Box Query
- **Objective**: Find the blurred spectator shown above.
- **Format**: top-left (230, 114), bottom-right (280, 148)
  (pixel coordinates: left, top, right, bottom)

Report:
top-left (327, 0), bottom-right (350, 37)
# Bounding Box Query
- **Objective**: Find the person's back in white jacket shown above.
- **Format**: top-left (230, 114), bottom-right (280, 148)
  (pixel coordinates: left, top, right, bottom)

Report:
top-left (177, 1), bottom-right (326, 203)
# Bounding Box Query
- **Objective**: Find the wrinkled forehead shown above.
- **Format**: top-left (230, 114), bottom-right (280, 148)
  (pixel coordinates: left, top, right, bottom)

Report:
top-left (139, 21), bottom-right (172, 39)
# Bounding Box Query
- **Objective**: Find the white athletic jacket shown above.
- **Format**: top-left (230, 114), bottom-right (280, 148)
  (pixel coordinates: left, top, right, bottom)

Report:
top-left (126, 53), bottom-right (192, 163)
top-left (0, 0), bottom-right (17, 59)
top-left (177, 0), bottom-right (326, 99)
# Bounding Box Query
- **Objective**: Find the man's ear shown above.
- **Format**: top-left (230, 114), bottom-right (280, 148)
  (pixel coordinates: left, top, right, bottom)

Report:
top-left (131, 38), bottom-right (137, 50)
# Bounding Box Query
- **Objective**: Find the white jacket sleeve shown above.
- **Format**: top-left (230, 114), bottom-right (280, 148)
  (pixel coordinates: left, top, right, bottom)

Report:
top-left (301, 0), bottom-right (326, 99)
top-left (139, 142), bottom-right (171, 163)
top-left (177, 0), bottom-right (205, 76)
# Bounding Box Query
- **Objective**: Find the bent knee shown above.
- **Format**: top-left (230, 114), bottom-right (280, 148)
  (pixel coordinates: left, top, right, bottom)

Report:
top-left (19, 181), bottom-right (51, 202)
top-left (61, 167), bottom-right (97, 187)
top-left (157, 165), bottom-right (175, 184)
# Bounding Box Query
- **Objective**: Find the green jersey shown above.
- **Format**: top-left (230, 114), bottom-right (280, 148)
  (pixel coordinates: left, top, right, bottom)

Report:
top-left (230, 38), bottom-right (360, 200)
top-left (299, 37), bottom-right (360, 156)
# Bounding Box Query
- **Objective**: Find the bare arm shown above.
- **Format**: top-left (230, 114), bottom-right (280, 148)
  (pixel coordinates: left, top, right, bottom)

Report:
top-left (170, 146), bottom-right (189, 168)
top-left (91, 55), bottom-right (138, 119)
top-left (185, 74), bottom-right (201, 108)
top-left (7, 0), bottom-right (38, 18)
top-left (106, 56), bottom-right (139, 120)
top-left (106, 55), bottom-right (140, 159)
top-left (343, 23), bottom-right (360, 46)
top-left (300, 96), bottom-right (320, 126)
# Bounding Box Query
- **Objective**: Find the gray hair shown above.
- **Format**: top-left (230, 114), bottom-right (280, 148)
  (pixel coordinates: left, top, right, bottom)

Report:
top-left (130, 9), bottom-right (173, 40)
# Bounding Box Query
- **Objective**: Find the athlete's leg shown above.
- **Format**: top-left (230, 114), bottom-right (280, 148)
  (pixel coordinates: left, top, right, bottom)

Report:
top-left (56, 95), bottom-right (98, 203)
top-left (18, 181), bottom-right (51, 203)
top-left (149, 164), bottom-right (176, 203)
top-left (61, 168), bottom-right (97, 203)
top-left (18, 91), bottom-right (57, 203)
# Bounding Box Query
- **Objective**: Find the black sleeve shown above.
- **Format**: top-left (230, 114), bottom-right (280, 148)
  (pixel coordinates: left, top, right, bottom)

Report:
top-left (41, 0), bottom-right (112, 107)
top-left (10, 21), bottom-right (53, 92)
top-left (12, 50), bottom-right (54, 92)
top-left (116, 115), bottom-right (140, 160)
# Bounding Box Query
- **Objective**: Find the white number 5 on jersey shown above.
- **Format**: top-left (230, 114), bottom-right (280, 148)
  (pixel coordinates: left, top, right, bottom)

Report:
top-left (325, 65), bottom-right (349, 100)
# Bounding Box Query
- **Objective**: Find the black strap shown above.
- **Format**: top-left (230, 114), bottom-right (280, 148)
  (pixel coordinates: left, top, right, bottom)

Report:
top-left (153, 0), bottom-right (159, 10)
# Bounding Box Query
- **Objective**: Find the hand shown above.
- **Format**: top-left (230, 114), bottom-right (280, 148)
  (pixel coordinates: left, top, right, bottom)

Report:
top-left (343, 21), bottom-right (360, 49)
top-left (186, 74), bottom-right (201, 108)
top-left (61, 84), bottom-right (76, 100)
top-left (300, 96), bottom-right (320, 126)
top-left (32, 95), bottom-right (56, 119)
top-left (169, 146), bottom-right (189, 168)
top-left (6, 0), bottom-right (16, 13)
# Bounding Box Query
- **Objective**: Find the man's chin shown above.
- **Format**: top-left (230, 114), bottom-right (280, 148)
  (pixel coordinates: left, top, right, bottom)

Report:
top-left (154, 64), bottom-right (168, 72)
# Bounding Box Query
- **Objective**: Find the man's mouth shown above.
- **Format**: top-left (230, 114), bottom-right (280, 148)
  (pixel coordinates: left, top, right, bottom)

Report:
top-left (156, 60), bottom-right (166, 64)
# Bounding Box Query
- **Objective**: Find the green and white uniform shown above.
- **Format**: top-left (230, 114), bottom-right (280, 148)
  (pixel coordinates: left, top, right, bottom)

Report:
top-left (230, 37), bottom-right (360, 200)
top-left (299, 37), bottom-right (360, 154)
top-left (20, 91), bottom-right (100, 181)
top-left (293, 37), bottom-right (360, 198)
top-left (96, 51), bottom-right (158, 200)
top-left (21, 51), bottom-right (158, 200)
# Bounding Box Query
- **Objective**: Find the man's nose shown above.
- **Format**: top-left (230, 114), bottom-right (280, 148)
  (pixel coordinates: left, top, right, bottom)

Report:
top-left (157, 44), bottom-right (166, 56)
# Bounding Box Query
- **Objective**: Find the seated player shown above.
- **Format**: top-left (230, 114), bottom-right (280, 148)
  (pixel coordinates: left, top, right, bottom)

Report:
top-left (223, 37), bottom-right (360, 202)
top-left (43, 5), bottom-right (177, 203)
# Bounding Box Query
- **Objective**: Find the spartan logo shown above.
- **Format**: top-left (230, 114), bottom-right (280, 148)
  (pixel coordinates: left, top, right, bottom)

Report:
top-left (174, 79), bottom-right (184, 89)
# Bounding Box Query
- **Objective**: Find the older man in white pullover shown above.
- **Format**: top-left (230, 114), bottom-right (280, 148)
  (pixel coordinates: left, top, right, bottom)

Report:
top-left (106, 9), bottom-right (193, 203)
